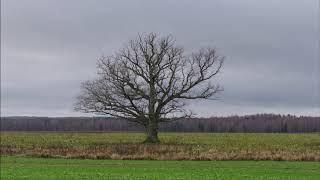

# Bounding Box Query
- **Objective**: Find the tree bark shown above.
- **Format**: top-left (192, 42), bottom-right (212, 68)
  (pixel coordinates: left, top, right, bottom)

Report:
top-left (144, 121), bottom-right (160, 143)
top-left (144, 69), bottom-right (160, 143)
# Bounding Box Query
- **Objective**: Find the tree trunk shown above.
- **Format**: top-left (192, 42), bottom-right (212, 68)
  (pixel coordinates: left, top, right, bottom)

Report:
top-left (143, 64), bottom-right (160, 143)
top-left (143, 120), bottom-right (160, 143)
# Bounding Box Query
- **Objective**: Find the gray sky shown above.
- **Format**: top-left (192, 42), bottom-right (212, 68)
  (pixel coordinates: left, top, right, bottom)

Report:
top-left (1, 0), bottom-right (319, 117)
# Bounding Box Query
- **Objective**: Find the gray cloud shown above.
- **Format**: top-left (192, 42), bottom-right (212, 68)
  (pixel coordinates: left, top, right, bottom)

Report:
top-left (1, 0), bottom-right (319, 117)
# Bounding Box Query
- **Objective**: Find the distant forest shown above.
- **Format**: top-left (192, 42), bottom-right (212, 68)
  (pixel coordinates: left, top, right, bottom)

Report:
top-left (1, 114), bottom-right (319, 133)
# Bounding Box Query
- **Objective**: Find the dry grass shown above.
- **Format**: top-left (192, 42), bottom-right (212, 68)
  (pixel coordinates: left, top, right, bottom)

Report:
top-left (2, 144), bottom-right (319, 161)
top-left (1, 132), bottom-right (319, 161)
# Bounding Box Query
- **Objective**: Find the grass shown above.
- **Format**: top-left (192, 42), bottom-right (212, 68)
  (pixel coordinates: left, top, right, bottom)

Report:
top-left (1, 132), bottom-right (320, 160)
top-left (1, 156), bottom-right (320, 179)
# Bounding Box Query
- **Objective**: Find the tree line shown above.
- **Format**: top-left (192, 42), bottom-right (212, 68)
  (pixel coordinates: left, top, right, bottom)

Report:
top-left (1, 114), bottom-right (319, 133)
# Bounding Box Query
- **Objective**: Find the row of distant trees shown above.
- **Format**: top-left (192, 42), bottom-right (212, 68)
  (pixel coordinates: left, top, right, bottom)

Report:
top-left (1, 114), bottom-right (319, 133)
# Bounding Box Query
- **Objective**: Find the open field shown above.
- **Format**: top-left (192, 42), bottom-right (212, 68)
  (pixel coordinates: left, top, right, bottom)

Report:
top-left (1, 132), bottom-right (319, 161)
top-left (1, 156), bottom-right (320, 179)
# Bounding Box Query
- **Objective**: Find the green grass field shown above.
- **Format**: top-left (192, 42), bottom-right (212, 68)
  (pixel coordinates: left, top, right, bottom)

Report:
top-left (2, 132), bottom-right (319, 150)
top-left (1, 132), bottom-right (320, 179)
top-left (1, 156), bottom-right (320, 180)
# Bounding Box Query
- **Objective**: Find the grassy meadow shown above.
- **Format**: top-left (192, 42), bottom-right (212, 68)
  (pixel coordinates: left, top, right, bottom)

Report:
top-left (1, 132), bottom-right (320, 179)
top-left (1, 132), bottom-right (319, 161)
top-left (1, 156), bottom-right (320, 180)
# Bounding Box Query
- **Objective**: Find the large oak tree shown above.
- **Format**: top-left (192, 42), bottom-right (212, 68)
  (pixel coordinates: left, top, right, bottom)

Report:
top-left (75, 33), bottom-right (224, 143)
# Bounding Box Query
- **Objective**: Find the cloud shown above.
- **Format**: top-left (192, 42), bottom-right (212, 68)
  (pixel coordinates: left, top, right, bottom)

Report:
top-left (1, 0), bottom-right (319, 116)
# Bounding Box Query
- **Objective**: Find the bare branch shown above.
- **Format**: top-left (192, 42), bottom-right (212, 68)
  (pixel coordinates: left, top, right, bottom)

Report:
top-left (75, 33), bottom-right (224, 142)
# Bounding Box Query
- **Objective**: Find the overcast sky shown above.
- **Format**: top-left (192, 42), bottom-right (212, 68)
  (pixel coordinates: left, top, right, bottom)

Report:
top-left (1, 0), bottom-right (319, 117)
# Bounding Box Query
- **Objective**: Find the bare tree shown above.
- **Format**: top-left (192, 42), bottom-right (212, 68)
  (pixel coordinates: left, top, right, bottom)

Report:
top-left (75, 33), bottom-right (224, 143)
